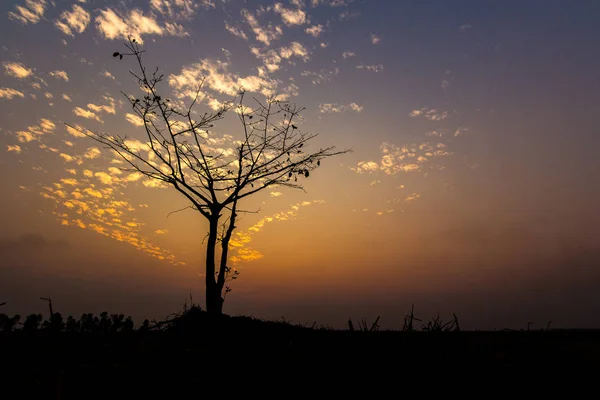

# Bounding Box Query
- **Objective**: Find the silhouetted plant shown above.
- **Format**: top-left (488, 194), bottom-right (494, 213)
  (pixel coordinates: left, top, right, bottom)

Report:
top-left (23, 313), bottom-right (42, 331)
top-left (347, 316), bottom-right (380, 332)
top-left (65, 315), bottom-right (80, 333)
top-left (402, 304), bottom-right (421, 332)
top-left (69, 37), bottom-right (350, 314)
top-left (421, 313), bottom-right (460, 333)
top-left (0, 313), bottom-right (20, 333)
top-left (43, 312), bottom-right (64, 332)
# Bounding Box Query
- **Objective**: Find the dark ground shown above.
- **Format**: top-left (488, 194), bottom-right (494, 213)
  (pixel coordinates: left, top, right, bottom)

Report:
top-left (1, 308), bottom-right (599, 397)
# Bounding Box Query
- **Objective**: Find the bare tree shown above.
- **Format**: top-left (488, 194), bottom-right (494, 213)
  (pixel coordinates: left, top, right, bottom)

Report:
top-left (67, 39), bottom-right (349, 314)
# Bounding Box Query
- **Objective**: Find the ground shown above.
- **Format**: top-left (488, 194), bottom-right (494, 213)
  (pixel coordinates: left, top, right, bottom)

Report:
top-left (1, 308), bottom-right (598, 396)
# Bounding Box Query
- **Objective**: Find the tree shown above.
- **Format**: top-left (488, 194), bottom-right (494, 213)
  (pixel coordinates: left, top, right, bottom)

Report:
top-left (68, 39), bottom-right (349, 314)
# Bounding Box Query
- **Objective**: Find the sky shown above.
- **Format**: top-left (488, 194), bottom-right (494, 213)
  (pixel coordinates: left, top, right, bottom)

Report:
top-left (1, 0), bottom-right (600, 330)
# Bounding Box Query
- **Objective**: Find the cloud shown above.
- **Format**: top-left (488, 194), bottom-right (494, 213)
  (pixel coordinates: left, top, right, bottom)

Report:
top-left (164, 22), bottom-right (189, 37)
top-left (342, 51), bottom-right (355, 59)
top-left (454, 127), bottom-right (470, 137)
top-left (409, 107), bottom-right (448, 121)
top-left (225, 23), bottom-right (248, 40)
top-left (150, 0), bottom-right (214, 20)
top-left (55, 4), bottom-right (91, 36)
top-left (62, 94), bottom-right (72, 101)
top-left (319, 102), bottom-right (363, 113)
top-left (96, 8), bottom-right (183, 43)
top-left (65, 124), bottom-right (89, 138)
top-left (351, 142), bottom-right (452, 175)
top-left (84, 147), bottom-right (101, 159)
top-left (278, 41), bottom-right (310, 61)
top-left (305, 24), bottom-right (323, 37)
top-left (404, 193), bottom-right (421, 203)
top-left (273, 3), bottom-right (307, 26)
top-left (49, 70), bottom-right (69, 82)
top-left (241, 9), bottom-right (283, 46)
top-left (301, 68), bottom-right (338, 84)
top-left (73, 107), bottom-right (102, 122)
top-left (102, 71), bottom-right (116, 80)
top-left (229, 200), bottom-right (325, 264)
top-left (72, 96), bottom-right (116, 123)
top-left (14, 118), bottom-right (56, 143)
top-left (125, 113), bottom-right (145, 127)
top-left (459, 24), bottom-right (472, 32)
top-left (7, 145), bottom-right (22, 153)
top-left (270, 192), bottom-right (283, 197)
top-left (356, 64), bottom-right (383, 73)
top-left (371, 33), bottom-right (381, 44)
top-left (94, 172), bottom-right (113, 185)
top-left (8, 0), bottom-right (46, 24)
top-left (87, 102), bottom-right (116, 115)
top-left (3, 62), bottom-right (33, 79)
top-left (0, 88), bottom-right (25, 99)
top-left (169, 57), bottom-right (278, 99)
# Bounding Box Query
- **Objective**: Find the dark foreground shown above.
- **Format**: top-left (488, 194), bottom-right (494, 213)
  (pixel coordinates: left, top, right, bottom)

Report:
top-left (1, 308), bottom-right (599, 397)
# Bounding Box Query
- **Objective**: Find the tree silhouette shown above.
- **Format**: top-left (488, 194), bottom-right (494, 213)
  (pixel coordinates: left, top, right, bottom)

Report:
top-left (68, 38), bottom-right (349, 314)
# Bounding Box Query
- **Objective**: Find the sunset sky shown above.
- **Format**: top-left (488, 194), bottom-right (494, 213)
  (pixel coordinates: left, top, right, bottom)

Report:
top-left (1, 0), bottom-right (600, 330)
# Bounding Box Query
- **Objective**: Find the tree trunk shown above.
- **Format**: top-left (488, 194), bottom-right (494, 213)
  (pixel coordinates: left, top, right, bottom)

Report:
top-left (205, 215), bottom-right (223, 314)
top-left (206, 285), bottom-right (223, 314)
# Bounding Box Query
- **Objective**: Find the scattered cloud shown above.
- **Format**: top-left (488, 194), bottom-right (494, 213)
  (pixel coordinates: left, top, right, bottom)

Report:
top-left (225, 23), bottom-right (248, 40)
top-left (342, 51), bottom-right (355, 59)
top-left (270, 191), bottom-right (283, 197)
top-left (351, 142), bottom-right (452, 175)
top-left (73, 107), bottom-right (102, 122)
top-left (49, 70), bottom-right (69, 82)
top-left (7, 145), bottom-right (22, 153)
top-left (8, 0), bottom-right (46, 25)
top-left (229, 200), bottom-right (325, 264)
top-left (4, 62), bottom-right (33, 79)
top-left (273, 3), bottom-right (307, 26)
top-left (125, 113), bottom-right (145, 127)
top-left (409, 107), bottom-right (448, 121)
top-left (102, 71), bottom-right (116, 80)
top-left (459, 24), bottom-right (472, 32)
top-left (301, 68), bottom-right (339, 84)
top-left (356, 64), bottom-right (383, 73)
top-left (169, 57), bottom-right (278, 99)
top-left (319, 102), bottom-right (363, 113)
top-left (371, 33), bottom-right (381, 44)
top-left (404, 193), bottom-right (421, 202)
top-left (65, 124), bottom-right (89, 138)
top-left (305, 24), bottom-right (323, 37)
top-left (55, 4), bottom-right (91, 36)
top-left (62, 94), bottom-right (72, 102)
top-left (14, 118), bottom-right (56, 143)
top-left (96, 8), bottom-right (188, 43)
top-left (84, 147), bottom-right (101, 159)
top-left (278, 41), bottom-right (310, 61)
top-left (150, 0), bottom-right (214, 20)
top-left (454, 127), bottom-right (470, 137)
top-left (241, 9), bottom-right (283, 46)
top-left (0, 88), bottom-right (25, 99)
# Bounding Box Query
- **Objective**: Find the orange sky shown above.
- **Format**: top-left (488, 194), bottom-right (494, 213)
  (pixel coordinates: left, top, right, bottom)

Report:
top-left (1, 0), bottom-right (600, 329)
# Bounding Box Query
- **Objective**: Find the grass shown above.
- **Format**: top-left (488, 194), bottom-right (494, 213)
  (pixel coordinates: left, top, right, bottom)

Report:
top-left (1, 303), bottom-right (599, 396)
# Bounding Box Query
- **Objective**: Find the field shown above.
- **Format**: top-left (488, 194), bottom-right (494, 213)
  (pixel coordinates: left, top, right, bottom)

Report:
top-left (1, 306), bottom-right (599, 397)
